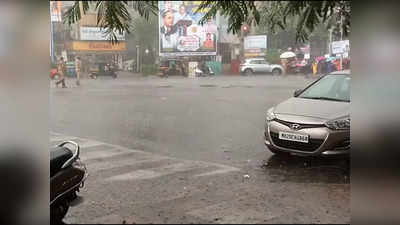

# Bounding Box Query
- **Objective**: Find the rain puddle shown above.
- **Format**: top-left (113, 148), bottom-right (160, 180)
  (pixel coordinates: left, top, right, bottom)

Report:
top-left (259, 154), bottom-right (350, 184)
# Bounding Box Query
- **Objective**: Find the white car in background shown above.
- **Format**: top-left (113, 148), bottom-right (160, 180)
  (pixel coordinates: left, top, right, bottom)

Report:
top-left (240, 58), bottom-right (284, 76)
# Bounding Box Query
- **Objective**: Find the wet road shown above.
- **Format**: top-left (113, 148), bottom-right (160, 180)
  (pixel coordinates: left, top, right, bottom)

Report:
top-left (50, 73), bottom-right (350, 224)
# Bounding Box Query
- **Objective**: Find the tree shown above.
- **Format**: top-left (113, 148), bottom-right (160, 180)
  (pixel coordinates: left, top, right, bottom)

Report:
top-left (126, 13), bottom-right (159, 64)
top-left (64, 1), bottom-right (350, 44)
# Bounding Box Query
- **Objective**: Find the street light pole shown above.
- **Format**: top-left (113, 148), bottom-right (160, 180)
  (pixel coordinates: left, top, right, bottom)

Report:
top-left (329, 27), bottom-right (333, 55)
top-left (339, 10), bottom-right (343, 71)
top-left (136, 45), bottom-right (140, 73)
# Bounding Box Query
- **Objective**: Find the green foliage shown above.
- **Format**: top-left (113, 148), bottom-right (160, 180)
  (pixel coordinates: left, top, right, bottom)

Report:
top-left (64, 1), bottom-right (350, 44)
top-left (141, 64), bottom-right (158, 76)
top-left (264, 50), bottom-right (281, 65)
top-left (196, 1), bottom-right (260, 35)
top-left (129, 13), bottom-right (158, 53)
top-left (257, 1), bottom-right (350, 42)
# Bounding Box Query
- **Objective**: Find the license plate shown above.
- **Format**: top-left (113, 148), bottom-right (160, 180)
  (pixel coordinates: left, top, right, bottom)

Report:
top-left (279, 132), bottom-right (309, 143)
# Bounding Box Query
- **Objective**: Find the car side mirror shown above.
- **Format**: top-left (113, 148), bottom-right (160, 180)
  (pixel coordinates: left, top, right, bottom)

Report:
top-left (294, 89), bottom-right (302, 97)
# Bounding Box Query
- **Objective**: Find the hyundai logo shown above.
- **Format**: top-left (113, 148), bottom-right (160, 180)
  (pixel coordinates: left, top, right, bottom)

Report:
top-left (290, 124), bottom-right (301, 130)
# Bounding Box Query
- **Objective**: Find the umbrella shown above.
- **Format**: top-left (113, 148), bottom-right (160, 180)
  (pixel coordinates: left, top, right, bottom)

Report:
top-left (280, 51), bottom-right (296, 59)
top-left (325, 57), bottom-right (335, 62)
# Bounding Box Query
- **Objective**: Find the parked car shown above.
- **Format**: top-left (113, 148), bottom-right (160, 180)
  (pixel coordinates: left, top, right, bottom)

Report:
top-left (240, 58), bottom-right (284, 76)
top-left (264, 70), bottom-right (350, 156)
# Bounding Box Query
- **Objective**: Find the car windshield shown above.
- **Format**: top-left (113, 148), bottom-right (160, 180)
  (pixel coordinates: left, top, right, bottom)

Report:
top-left (298, 74), bottom-right (350, 102)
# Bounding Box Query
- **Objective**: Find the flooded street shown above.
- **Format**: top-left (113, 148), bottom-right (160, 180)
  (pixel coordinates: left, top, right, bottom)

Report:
top-left (50, 74), bottom-right (349, 224)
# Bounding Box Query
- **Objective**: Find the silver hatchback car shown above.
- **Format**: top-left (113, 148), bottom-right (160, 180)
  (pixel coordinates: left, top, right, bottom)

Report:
top-left (264, 70), bottom-right (350, 156)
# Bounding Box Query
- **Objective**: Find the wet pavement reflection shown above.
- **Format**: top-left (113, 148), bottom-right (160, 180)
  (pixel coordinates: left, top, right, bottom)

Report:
top-left (259, 154), bottom-right (350, 184)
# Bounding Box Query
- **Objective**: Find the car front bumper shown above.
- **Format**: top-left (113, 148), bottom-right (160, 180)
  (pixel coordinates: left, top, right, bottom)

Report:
top-left (264, 120), bottom-right (350, 156)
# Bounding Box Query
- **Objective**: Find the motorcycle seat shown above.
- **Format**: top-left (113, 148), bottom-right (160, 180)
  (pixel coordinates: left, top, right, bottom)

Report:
top-left (50, 147), bottom-right (73, 177)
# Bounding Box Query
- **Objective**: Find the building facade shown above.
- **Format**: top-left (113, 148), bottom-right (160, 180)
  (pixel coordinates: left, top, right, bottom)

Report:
top-left (52, 1), bottom-right (127, 70)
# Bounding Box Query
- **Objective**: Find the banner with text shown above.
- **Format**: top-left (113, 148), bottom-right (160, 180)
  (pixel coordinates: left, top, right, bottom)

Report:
top-left (244, 35), bottom-right (267, 58)
top-left (80, 27), bottom-right (125, 41)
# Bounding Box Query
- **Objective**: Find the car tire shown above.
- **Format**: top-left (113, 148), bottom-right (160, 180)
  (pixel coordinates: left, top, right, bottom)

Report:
top-left (245, 69), bottom-right (253, 76)
top-left (272, 69), bottom-right (282, 76)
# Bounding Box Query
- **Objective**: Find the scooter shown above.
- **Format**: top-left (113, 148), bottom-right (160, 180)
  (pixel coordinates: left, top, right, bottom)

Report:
top-left (50, 141), bottom-right (88, 224)
top-left (195, 66), bottom-right (215, 77)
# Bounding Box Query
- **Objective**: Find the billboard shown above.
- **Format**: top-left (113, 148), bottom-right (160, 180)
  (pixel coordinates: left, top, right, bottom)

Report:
top-left (244, 35), bottom-right (267, 57)
top-left (331, 40), bottom-right (350, 55)
top-left (80, 27), bottom-right (125, 41)
top-left (158, 1), bottom-right (217, 57)
top-left (50, 1), bottom-right (62, 22)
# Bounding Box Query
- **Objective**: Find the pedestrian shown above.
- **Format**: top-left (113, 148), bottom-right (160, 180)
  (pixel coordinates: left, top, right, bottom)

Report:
top-left (55, 57), bottom-right (67, 88)
top-left (180, 61), bottom-right (187, 77)
top-left (334, 59), bottom-right (341, 71)
top-left (75, 56), bottom-right (82, 86)
top-left (320, 60), bottom-right (327, 74)
top-left (327, 60), bottom-right (333, 73)
top-left (312, 59), bottom-right (318, 76)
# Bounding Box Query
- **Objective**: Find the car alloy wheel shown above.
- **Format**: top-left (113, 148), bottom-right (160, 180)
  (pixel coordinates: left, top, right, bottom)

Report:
top-left (272, 69), bottom-right (281, 76)
top-left (245, 69), bottom-right (253, 76)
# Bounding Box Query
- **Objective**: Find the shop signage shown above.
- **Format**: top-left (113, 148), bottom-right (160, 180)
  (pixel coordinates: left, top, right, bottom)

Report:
top-left (80, 27), bottom-right (125, 41)
top-left (70, 41), bottom-right (126, 51)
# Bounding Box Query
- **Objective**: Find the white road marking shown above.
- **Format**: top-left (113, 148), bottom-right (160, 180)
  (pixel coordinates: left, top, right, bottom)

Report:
top-left (88, 154), bottom-right (169, 172)
top-left (51, 132), bottom-right (241, 181)
top-left (80, 148), bottom-right (131, 161)
top-left (50, 136), bottom-right (79, 142)
top-left (106, 161), bottom-right (208, 181)
top-left (194, 164), bottom-right (240, 177)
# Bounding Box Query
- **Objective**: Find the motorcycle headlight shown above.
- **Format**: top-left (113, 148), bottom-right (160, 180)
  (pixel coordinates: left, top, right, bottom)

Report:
top-left (325, 116), bottom-right (350, 130)
top-left (266, 108), bottom-right (276, 122)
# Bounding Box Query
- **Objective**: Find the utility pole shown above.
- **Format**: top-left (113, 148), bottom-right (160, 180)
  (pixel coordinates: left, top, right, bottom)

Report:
top-left (50, 3), bottom-right (55, 63)
top-left (329, 27), bottom-right (333, 55)
top-left (339, 9), bottom-right (343, 71)
top-left (136, 45), bottom-right (140, 73)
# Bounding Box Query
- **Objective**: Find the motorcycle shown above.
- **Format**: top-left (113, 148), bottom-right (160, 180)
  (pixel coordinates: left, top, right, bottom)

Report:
top-left (50, 141), bottom-right (87, 224)
top-left (195, 66), bottom-right (215, 77)
top-left (89, 63), bottom-right (117, 79)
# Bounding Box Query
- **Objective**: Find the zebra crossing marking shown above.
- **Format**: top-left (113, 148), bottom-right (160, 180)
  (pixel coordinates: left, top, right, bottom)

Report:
top-left (50, 132), bottom-right (241, 180)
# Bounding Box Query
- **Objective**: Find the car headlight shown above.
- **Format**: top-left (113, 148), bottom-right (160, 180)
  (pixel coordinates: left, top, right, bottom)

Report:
top-left (325, 116), bottom-right (350, 130)
top-left (266, 107), bottom-right (276, 122)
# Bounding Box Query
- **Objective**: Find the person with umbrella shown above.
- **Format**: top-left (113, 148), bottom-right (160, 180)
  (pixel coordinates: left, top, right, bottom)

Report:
top-left (280, 51), bottom-right (296, 75)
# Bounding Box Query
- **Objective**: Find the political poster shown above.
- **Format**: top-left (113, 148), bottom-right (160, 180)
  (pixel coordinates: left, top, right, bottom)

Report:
top-left (159, 1), bottom-right (217, 57)
top-left (50, 1), bottom-right (62, 22)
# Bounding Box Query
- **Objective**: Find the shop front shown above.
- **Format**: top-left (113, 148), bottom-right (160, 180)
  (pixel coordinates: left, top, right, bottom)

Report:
top-left (64, 41), bottom-right (127, 71)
